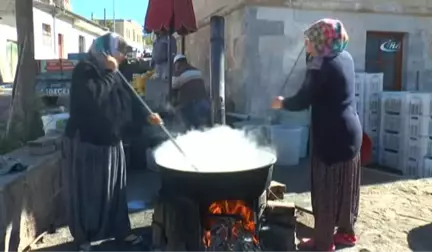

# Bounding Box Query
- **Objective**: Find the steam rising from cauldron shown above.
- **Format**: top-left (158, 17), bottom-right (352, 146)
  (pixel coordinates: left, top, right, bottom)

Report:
top-left (153, 126), bottom-right (276, 172)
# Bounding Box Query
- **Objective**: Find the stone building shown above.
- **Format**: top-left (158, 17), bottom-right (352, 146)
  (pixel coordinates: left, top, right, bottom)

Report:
top-left (185, 0), bottom-right (432, 117)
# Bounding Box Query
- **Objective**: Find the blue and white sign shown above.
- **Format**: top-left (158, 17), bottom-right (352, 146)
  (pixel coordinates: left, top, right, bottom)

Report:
top-left (380, 40), bottom-right (401, 52)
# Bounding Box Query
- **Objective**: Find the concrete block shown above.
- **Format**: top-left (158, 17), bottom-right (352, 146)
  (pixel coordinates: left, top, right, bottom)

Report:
top-left (267, 180), bottom-right (286, 200)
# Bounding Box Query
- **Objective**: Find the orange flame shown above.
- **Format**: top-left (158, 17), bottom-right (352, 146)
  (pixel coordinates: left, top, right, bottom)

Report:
top-left (202, 200), bottom-right (258, 247)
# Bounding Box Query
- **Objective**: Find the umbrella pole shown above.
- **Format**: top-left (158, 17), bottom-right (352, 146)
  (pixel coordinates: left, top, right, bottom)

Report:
top-left (181, 36), bottom-right (185, 54)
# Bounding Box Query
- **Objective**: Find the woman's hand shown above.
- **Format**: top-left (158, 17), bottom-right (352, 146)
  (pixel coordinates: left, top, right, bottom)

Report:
top-left (105, 55), bottom-right (118, 71)
top-left (148, 113), bottom-right (163, 125)
top-left (271, 96), bottom-right (284, 109)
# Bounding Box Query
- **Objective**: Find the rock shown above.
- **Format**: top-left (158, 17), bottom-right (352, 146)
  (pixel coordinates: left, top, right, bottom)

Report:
top-left (267, 181), bottom-right (286, 200)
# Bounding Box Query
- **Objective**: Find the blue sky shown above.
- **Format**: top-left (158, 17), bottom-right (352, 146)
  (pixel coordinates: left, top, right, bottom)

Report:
top-left (72, 0), bottom-right (149, 26)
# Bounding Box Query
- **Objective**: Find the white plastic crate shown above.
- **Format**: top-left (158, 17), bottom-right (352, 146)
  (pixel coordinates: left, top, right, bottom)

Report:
top-left (364, 73), bottom-right (384, 95)
top-left (407, 116), bottom-right (432, 139)
top-left (405, 158), bottom-right (424, 177)
top-left (423, 158), bottom-right (432, 177)
top-left (364, 93), bottom-right (380, 113)
top-left (355, 95), bottom-right (364, 124)
top-left (378, 148), bottom-right (405, 172)
top-left (380, 113), bottom-right (407, 133)
top-left (372, 147), bottom-right (379, 163)
top-left (404, 137), bottom-right (432, 177)
top-left (364, 112), bottom-right (380, 132)
top-left (355, 95), bottom-right (363, 114)
top-left (379, 131), bottom-right (406, 152)
top-left (408, 92), bottom-right (432, 117)
top-left (380, 91), bottom-right (410, 115)
top-left (407, 137), bottom-right (431, 159)
top-left (358, 110), bottom-right (364, 127)
top-left (355, 73), bottom-right (366, 96)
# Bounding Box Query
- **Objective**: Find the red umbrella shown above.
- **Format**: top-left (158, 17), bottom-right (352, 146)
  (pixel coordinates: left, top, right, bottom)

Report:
top-left (144, 0), bottom-right (197, 35)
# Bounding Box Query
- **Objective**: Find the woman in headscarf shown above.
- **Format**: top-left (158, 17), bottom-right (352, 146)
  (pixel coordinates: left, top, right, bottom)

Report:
top-left (62, 33), bottom-right (162, 251)
top-left (272, 19), bottom-right (362, 251)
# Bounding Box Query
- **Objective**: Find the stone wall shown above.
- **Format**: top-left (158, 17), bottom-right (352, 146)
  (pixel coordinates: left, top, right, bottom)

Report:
top-left (0, 136), bottom-right (62, 251)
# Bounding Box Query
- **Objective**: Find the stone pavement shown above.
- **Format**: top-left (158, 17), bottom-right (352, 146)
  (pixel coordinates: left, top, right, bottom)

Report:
top-left (32, 160), bottom-right (406, 251)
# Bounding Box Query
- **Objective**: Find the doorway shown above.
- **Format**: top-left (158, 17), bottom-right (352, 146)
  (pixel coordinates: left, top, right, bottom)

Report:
top-left (365, 31), bottom-right (405, 91)
top-left (58, 33), bottom-right (64, 58)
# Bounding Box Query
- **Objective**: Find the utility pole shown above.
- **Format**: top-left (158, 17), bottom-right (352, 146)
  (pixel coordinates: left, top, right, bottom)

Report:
top-left (112, 0), bottom-right (116, 32)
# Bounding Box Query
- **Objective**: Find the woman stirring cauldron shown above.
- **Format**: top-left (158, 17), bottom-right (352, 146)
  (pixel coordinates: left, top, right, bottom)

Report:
top-left (272, 19), bottom-right (362, 251)
top-left (62, 33), bottom-right (162, 251)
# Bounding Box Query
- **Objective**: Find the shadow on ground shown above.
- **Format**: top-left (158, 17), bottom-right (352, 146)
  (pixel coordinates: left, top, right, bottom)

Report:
top-left (295, 221), bottom-right (314, 241)
top-left (407, 223), bottom-right (432, 251)
top-left (273, 159), bottom-right (409, 194)
top-left (32, 226), bottom-right (153, 251)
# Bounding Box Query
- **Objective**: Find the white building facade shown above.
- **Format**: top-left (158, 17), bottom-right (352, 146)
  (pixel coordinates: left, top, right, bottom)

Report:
top-left (0, 1), bottom-right (108, 82)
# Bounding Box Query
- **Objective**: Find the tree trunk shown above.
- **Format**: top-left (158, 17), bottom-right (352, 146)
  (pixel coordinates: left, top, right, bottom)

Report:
top-left (5, 0), bottom-right (44, 144)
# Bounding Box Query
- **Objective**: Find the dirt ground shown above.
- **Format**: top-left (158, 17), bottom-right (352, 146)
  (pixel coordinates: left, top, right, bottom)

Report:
top-left (294, 178), bottom-right (432, 251)
top-left (27, 165), bottom-right (432, 252)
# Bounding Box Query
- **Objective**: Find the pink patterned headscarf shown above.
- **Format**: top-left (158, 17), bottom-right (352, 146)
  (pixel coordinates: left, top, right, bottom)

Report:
top-left (304, 18), bottom-right (349, 57)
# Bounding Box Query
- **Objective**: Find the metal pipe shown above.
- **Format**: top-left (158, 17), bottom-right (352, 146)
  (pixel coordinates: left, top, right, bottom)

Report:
top-left (181, 36), bottom-right (185, 54)
top-left (209, 16), bottom-right (225, 125)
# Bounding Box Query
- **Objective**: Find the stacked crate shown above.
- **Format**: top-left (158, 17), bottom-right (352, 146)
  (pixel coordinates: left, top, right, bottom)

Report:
top-left (406, 93), bottom-right (432, 177)
top-left (378, 92), bottom-right (410, 173)
top-left (354, 73), bottom-right (365, 125)
top-left (362, 73), bottom-right (383, 162)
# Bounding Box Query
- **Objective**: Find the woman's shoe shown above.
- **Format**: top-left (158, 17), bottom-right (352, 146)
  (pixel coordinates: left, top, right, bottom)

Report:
top-left (123, 234), bottom-right (144, 246)
top-left (298, 238), bottom-right (335, 251)
top-left (334, 233), bottom-right (357, 246)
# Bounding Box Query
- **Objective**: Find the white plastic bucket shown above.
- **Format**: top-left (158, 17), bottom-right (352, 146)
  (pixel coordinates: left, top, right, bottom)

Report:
top-left (278, 110), bottom-right (310, 126)
top-left (279, 123), bottom-right (309, 158)
top-left (278, 111), bottom-right (310, 158)
top-left (270, 125), bottom-right (302, 166)
top-left (296, 126), bottom-right (309, 158)
top-left (41, 112), bottom-right (69, 135)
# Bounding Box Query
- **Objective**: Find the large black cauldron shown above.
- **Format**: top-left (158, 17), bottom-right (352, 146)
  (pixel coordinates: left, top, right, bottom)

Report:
top-left (158, 161), bottom-right (275, 202)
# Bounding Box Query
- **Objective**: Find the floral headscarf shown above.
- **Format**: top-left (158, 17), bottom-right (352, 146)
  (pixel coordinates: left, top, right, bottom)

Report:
top-left (304, 18), bottom-right (349, 57)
